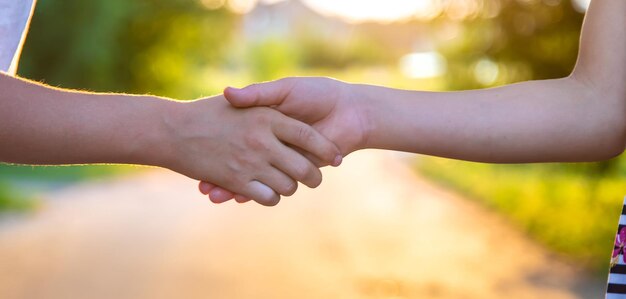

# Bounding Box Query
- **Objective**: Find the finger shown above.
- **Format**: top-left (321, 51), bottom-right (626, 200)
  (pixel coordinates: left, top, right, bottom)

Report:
top-left (209, 187), bottom-right (235, 204)
top-left (290, 145), bottom-right (344, 168)
top-left (273, 117), bottom-right (342, 168)
top-left (269, 142), bottom-right (323, 189)
top-left (234, 195), bottom-right (251, 203)
top-left (256, 167), bottom-right (300, 198)
top-left (224, 78), bottom-right (294, 108)
top-left (291, 146), bottom-right (325, 167)
top-left (198, 181), bottom-right (215, 195)
top-left (242, 180), bottom-right (281, 206)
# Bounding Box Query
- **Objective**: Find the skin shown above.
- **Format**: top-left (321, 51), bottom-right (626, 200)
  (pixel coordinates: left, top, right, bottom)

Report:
top-left (0, 73), bottom-right (342, 206)
top-left (202, 0), bottom-right (626, 203)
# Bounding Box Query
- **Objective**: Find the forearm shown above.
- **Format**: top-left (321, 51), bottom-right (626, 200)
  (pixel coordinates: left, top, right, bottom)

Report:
top-left (358, 76), bottom-right (624, 163)
top-left (356, 0), bottom-right (625, 163)
top-left (0, 73), bottom-right (176, 166)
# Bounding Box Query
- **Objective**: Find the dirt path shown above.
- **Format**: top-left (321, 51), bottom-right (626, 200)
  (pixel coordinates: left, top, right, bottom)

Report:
top-left (0, 150), bottom-right (605, 299)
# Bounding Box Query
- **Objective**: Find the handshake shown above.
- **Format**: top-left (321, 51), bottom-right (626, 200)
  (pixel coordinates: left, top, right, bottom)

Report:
top-left (172, 77), bottom-right (366, 206)
top-left (3, 49), bottom-right (621, 208)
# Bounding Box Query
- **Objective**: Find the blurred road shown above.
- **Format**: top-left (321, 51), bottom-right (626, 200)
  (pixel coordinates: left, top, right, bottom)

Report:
top-left (0, 150), bottom-right (605, 299)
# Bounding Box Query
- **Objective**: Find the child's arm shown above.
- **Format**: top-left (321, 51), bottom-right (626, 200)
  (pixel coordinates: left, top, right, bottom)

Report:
top-left (0, 73), bottom-right (340, 206)
top-left (224, 0), bottom-right (625, 163)
top-left (203, 0), bottom-right (625, 202)
top-left (363, 0), bottom-right (626, 162)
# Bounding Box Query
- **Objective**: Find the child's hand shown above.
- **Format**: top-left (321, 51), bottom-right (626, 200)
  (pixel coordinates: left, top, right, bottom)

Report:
top-left (199, 77), bottom-right (369, 204)
top-left (164, 95), bottom-right (340, 206)
top-left (224, 77), bottom-right (369, 155)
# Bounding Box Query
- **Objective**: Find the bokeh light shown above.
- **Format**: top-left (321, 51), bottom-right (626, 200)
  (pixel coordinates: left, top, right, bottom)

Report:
top-left (200, 0), bottom-right (226, 10)
top-left (6, 1), bottom-right (611, 298)
top-left (473, 58), bottom-right (499, 86)
top-left (227, 0), bottom-right (258, 14)
top-left (571, 0), bottom-right (590, 13)
top-left (400, 51), bottom-right (447, 79)
top-left (302, 0), bottom-right (439, 23)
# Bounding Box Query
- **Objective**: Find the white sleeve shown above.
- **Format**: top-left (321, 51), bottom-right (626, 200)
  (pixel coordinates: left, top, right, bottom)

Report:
top-left (0, 0), bottom-right (36, 75)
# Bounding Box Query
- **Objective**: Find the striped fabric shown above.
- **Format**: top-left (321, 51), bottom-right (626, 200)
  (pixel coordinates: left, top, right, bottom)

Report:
top-left (607, 199), bottom-right (626, 298)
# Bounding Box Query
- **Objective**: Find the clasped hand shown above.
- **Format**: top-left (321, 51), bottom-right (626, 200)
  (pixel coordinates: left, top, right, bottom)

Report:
top-left (197, 77), bottom-right (366, 206)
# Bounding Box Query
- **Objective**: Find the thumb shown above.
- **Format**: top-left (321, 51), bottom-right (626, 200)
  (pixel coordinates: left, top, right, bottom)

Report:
top-left (224, 78), bottom-right (294, 108)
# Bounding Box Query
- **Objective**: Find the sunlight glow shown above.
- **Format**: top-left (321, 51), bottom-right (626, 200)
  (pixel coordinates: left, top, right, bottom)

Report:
top-left (225, 0), bottom-right (287, 14)
top-left (302, 0), bottom-right (439, 23)
top-left (227, 0), bottom-right (258, 14)
top-left (200, 0), bottom-right (226, 10)
top-left (400, 51), bottom-right (447, 79)
top-left (571, 0), bottom-right (590, 13)
top-left (474, 58), bottom-right (499, 86)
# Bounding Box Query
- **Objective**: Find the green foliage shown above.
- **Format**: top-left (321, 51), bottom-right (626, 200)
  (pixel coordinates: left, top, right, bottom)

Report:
top-left (298, 34), bottom-right (395, 69)
top-left (0, 163), bottom-right (139, 213)
top-left (245, 38), bottom-right (300, 81)
top-left (415, 2), bottom-right (623, 276)
top-left (0, 182), bottom-right (37, 212)
top-left (436, 0), bottom-right (583, 90)
top-left (0, 164), bottom-right (138, 181)
top-left (416, 157), bottom-right (625, 274)
top-left (20, 0), bottom-right (237, 99)
top-left (13, 1), bottom-right (622, 276)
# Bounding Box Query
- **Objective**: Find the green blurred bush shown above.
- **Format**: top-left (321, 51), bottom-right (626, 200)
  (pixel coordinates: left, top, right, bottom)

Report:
top-left (414, 0), bottom-right (625, 275)
top-left (416, 157), bottom-right (624, 274)
top-left (11, 1), bottom-right (625, 276)
top-left (19, 0), bottom-right (236, 99)
top-left (0, 182), bottom-right (37, 212)
top-left (435, 0), bottom-right (583, 90)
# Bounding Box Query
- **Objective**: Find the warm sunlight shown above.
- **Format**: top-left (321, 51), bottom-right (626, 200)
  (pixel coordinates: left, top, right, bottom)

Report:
top-left (571, 0), bottom-right (590, 13)
top-left (216, 0), bottom-right (588, 22)
top-left (215, 0), bottom-right (440, 21)
top-left (400, 51), bottom-right (447, 79)
top-left (301, 0), bottom-right (439, 22)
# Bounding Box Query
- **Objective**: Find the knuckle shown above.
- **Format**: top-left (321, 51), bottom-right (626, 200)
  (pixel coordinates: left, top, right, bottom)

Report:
top-left (292, 162), bottom-right (314, 181)
top-left (293, 162), bottom-right (322, 188)
top-left (221, 175), bottom-right (241, 189)
top-left (297, 126), bottom-right (315, 143)
top-left (253, 110), bottom-right (272, 124)
top-left (279, 180), bottom-right (298, 197)
top-left (243, 133), bottom-right (269, 152)
top-left (225, 159), bottom-right (248, 181)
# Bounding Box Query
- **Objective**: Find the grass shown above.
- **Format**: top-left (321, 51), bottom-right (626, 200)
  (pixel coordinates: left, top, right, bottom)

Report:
top-left (0, 182), bottom-right (37, 212)
top-left (415, 156), bottom-right (626, 274)
top-left (0, 163), bottom-right (140, 181)
top-left (0, 163), bottom-right (141, 213)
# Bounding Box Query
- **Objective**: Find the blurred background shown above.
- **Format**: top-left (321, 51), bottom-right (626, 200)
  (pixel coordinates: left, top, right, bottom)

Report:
top-left (1, 0), bottom-right (622, 297)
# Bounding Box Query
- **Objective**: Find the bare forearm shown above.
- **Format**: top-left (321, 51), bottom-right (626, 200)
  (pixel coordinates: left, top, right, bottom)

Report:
top-left (0, 73), bottom-right (344, 205)
top-left (356, 0), bottom-right (625, 163)
top-left (0, 73), bottom-right (175, 166)
top-left (359, 76), bottom-right (624, 162)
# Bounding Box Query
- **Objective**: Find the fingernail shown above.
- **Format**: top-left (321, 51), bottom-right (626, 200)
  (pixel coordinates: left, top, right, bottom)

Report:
top-left (333, 155), bottom-right (343, 167)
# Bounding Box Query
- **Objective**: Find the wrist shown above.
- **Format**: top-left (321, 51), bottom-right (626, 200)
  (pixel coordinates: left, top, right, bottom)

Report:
top-left (126, 96), bottom-right (182, 169)
top-left (344, 82), bottom-right (377, 151)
